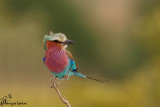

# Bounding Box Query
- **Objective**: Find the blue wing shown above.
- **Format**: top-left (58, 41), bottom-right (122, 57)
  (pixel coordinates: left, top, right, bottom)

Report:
top-left (66, 50), bottom-right (86, 78)
top-left (43, 57), bottom-right (46, 63)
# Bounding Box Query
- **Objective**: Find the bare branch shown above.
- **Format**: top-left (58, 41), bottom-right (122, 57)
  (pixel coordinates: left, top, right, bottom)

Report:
top-left (50, 77), bottom-right (71, 107)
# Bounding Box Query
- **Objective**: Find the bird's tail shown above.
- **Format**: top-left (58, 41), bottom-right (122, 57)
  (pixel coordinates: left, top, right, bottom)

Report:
top-left (73, 72), bottom-right (108, 83)
top-left (86, 76), bottom-right (109, 83)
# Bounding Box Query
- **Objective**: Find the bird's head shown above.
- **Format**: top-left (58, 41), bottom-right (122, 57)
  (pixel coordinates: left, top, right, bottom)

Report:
top-left (44, 31), bottom-right (75, 50)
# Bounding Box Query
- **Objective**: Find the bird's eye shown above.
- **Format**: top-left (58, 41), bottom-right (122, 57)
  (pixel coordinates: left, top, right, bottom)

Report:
top-left (54, 40), bottom-right (59, 43)
top-left (51, 40), bottom-right (63, 43)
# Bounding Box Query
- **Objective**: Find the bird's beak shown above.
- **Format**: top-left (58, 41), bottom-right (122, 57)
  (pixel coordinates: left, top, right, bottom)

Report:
top-left (63, 39), bottom-right (75, 45)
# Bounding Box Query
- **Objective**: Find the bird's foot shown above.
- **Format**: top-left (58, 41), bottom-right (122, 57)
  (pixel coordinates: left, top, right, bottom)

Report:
top-left (51, 83), bottom-right (57, 88)
top-left (63, 75), bottom-right (69, 80)
top-left (50, 78), bottom-right (54, 83)
top-left (50, 76), bottom-right (57, 88)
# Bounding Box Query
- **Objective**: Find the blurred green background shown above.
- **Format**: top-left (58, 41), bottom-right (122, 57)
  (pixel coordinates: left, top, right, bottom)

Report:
top-left (0, 0), bottom-right (160, 107)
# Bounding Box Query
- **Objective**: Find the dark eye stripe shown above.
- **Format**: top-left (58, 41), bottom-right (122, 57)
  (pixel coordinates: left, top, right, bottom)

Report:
top-left (51, 40), bottom-right (62, 43)
top-left (53, 40), bottom-right (59, 43)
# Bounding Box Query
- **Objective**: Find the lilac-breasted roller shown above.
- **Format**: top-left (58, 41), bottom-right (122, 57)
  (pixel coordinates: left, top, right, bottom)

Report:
top-left (43, 32), bottom-right (104, 82)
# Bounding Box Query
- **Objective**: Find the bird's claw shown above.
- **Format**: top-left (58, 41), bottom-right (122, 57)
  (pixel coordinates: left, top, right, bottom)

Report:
top-left (50, 77), bottom-right (57, 88)
top-left (50, 78), bottom-right (54, 83)
top-left (63, 75), bottom-right (69, 80)
top-left (51, 82), bottom-right (57, 88)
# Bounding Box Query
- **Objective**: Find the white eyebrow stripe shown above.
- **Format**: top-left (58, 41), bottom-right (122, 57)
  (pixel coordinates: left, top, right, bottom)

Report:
top-left (50, 37), bottom-right (61, 41)
top-left (44, 33), bottom-right (67, 42)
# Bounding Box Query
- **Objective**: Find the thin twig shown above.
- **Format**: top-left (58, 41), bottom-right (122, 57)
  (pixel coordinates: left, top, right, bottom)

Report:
top-left (51, 78), bottom-right (71, 107)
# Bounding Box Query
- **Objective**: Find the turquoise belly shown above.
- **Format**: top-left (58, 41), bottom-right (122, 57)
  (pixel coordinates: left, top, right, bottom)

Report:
top-left (51, 58), bottom-right (76, 79)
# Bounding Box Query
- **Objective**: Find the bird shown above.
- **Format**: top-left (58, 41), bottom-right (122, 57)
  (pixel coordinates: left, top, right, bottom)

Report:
top-left (43, 31), bottom-right (105, 84)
